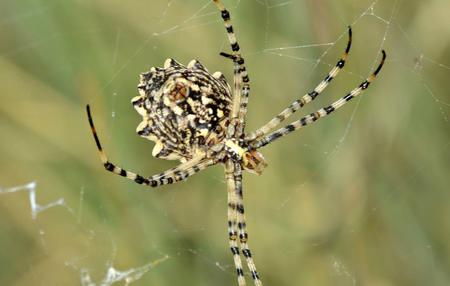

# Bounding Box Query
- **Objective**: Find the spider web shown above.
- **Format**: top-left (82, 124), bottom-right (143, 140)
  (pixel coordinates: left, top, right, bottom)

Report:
top-left (0, 0), bottom-right (449, 285)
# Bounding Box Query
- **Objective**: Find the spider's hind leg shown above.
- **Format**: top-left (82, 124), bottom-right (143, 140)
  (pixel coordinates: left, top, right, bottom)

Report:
top-left (213, 0), bottom-right (251, 136)
top-left (86, 105), bottom-right (214, 187)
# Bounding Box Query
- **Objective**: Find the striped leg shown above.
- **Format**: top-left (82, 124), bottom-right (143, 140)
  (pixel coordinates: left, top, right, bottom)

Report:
top-left (86, 105), bottom-right (215, 187)
top-left (245, 27), bottom-right (353, 141)
top-left (225, 161), bottom-right (247, 286)
top-left (213, 0), bottom-right (250, 136)
top-left (251, 50), bottom-right (386, 149)
top-left (233, 162), bottom-right (263, 286)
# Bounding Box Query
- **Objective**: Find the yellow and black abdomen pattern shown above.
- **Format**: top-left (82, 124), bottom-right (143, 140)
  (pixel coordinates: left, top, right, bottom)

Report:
top-left (132, 58), bottom-right (232, 162)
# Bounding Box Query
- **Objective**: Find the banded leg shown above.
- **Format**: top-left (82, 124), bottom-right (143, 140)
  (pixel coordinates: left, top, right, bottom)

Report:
top-left (251, 50), bottom-right (386, 149)
top-left (233, 162), bottom-right (263, 286)
top-left (214, 0), bottom-right (250, 136)
top-left (86, 105), bottom-right (215, 187)
top-left (225, 160), bottom-right (247, 286)
top-left (245, 27), bottom-right (353, 141)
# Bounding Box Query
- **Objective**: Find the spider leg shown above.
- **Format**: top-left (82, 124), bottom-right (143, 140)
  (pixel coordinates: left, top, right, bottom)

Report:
top-left (226, 161), bottom-right (263, 286)
top-left (232, 162), bottom-right (263, 286)
top-left (245, 27), bottom-right (352, 141)
top-left (251, 50), bottom-right (386, 149)
top-left (226, 161), bottom-right (247, 286)
top-left (213, 0), bottom-right (250, 136)
top-left (86, 105), bottom-right (215, 187)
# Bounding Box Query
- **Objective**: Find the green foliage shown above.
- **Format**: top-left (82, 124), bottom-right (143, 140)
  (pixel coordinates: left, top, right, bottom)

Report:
top-left (0, 0), bottom-right (449, 285)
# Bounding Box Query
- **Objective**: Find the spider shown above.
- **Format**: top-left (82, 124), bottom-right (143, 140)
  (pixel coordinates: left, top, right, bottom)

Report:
top-left (86, 1), bottom-right (386, 285)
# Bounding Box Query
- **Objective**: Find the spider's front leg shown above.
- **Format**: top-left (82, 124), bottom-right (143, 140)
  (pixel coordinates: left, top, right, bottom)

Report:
top-left (86, 105), bottom-right (215, 187)
top-left (245, 27), bottom-right (353, 141)
top-left (225, 160), bottom-right (263, 286)
top-left (232, 162), bottom-right (263, 286)
top-left (226, 160), bottom-right (247, 286)
top-left (250, 50), bottom-right (387, 149)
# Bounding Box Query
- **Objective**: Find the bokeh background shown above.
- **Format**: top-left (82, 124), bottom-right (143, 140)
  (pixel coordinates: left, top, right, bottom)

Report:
top-left (1, 0), bottom-right (449, 285)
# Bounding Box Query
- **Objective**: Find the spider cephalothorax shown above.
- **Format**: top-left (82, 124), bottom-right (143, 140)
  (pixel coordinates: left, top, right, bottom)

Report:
top-left (131, 57), bottom-right (268, 174)
top-left (132, 58), bottom-right (232, 162)
top-left (224, 139), bottom-right (268, 175)
top-left (86, 1), bottom-right (386, 285)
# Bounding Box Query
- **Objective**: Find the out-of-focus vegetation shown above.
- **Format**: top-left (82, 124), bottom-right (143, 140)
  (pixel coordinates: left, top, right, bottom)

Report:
top-left (0, 0), bottom-right (449, 285)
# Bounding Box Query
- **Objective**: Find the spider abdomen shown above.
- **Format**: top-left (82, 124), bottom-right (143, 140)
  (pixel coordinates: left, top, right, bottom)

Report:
top-left (132, 58), bottom-right (232, 162)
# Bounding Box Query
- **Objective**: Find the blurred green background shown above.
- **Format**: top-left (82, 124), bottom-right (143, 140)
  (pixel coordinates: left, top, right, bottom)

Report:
top-left (0, 0), bottom-right (449, 285)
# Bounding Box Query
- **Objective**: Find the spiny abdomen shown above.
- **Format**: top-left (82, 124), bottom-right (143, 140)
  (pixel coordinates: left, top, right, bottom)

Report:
top-left (132, 58), bottom-right (232, 162)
